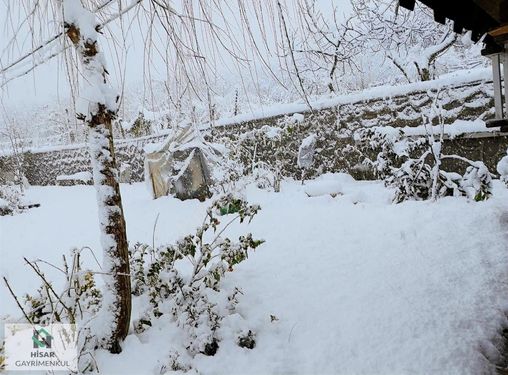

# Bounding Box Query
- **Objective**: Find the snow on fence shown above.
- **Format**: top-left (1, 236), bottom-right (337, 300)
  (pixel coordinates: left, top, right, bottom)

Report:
top-left (1, 73), bottom-right (506, 186)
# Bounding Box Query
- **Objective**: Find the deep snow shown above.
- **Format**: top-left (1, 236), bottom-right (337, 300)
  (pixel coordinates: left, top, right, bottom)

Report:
top-left (2, 177), bottom-right (508, 374)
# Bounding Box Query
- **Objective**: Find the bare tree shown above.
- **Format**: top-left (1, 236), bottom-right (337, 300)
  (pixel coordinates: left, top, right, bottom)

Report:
top-left (352, 0), bottom-right (458, 82)
top-left (293, 0), bottom-right (363, 93)
top-left (0, 104), bottom-right (28, 191)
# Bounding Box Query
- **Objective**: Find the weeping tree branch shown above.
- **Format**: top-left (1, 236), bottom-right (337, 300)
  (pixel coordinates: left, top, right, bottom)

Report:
top-left (276, 0), bottom-right (312, 110)
top-left (0, 0), bottom-right (115, 76)
top-left (1, 0), bottom-right (143, 88)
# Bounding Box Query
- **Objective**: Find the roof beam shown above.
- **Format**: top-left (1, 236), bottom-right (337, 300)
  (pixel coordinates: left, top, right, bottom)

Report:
top-left (472, 0), bottom-right (508, 24)
top-left (398, 0), bottom-right (416, 11)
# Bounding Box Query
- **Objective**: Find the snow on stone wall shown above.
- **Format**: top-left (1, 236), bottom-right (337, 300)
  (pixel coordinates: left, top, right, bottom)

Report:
top-left (212, 79), bottom-right (506, 180)
top-left (0, 78), bottom-right (502, 186)
top-left (0, 134), bottom-right (167, 186)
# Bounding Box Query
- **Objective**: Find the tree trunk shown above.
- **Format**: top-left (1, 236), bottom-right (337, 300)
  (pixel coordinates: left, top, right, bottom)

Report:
top-left (62, 0), bottom-right (131, 354)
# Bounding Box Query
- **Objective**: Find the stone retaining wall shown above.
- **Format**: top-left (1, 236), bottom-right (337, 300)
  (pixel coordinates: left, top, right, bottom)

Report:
top-left (1, 78), bottom-right (505, 185)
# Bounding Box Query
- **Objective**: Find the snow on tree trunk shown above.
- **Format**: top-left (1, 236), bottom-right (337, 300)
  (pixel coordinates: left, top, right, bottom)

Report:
top-left (62, 0), bottom-right (131, 353)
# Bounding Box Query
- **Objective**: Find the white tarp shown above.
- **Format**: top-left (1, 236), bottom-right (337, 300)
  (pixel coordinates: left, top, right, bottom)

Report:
top-left (144, 124), bottom-right (219, 200)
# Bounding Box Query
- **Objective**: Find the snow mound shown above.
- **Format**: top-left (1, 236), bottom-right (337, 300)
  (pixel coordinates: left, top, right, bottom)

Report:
top-left (316, 172), bottom-right (356, 184)
top-left (304, 173), bottom-right (358, 197)
top-left (497, 150), bottom-right (508, 177)
top-left (304, 180), bottom-right (343, 197)
top-left (56, 171), bottom-right (92, 182)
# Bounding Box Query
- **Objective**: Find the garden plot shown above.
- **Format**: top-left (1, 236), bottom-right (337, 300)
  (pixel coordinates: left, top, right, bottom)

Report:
top-left (1, 176), bottom-right (508, 375)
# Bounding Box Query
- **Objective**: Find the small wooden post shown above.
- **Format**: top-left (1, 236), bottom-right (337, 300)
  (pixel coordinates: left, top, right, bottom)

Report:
top-left (503, 43), bottom-right (508, 117)
top-left (492, 53), bottom-right (504, 119)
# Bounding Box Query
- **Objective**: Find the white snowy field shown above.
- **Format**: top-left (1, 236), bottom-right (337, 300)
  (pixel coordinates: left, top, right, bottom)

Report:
top-left (2, 175), bottom-right (508, 374)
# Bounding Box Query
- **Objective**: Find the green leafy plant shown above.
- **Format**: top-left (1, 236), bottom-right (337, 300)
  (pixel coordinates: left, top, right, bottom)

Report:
top-left (130, 195), bottom-right (264, 358)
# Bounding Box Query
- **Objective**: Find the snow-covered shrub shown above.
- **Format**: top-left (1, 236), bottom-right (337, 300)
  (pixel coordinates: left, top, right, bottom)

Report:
top-left (160, 350), bottom-right (194, 373)
top-left (130, 195), bottom-right (263, 362)
top-left (353, 127), bottom-right (400, 178)
top-left (352, 127), bottom-right (427, 179)
top-left (386, 159), bottom-right (432, 202)
top-left (208, 135), bottom-right (280, 194)
top-left (354, 126), bottom-right (494, 203)
top-left (20, 251), bottom-right (102, 327)
top-left (210, 138), bottom-right (246, 195)
top-left (0, 184), bottom-right (24, 216)
top-left (251, 162), bottom-right (282, 192)
top-left (4, 249), bottom-right (103, 372)
top-left (387, 155), bottom-right (493, 203)
top-left (212, 126), bottom-right (286, 193)
top-left (497, 149), bottom-right (508, 186)
top-left (460, 162), bottom-right (493, 201)
top-left (386, 158), bottom-right (463, 203)
top-left (123, 112), bottom-right (153, 137)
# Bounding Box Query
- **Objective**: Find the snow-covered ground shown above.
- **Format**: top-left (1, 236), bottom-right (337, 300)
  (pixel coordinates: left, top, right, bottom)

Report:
top-left (2, 176), bottom-right (508, 374)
